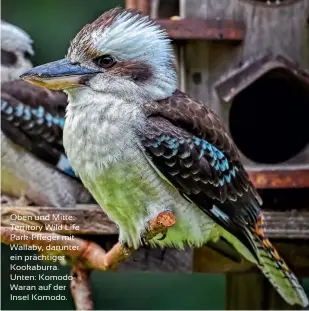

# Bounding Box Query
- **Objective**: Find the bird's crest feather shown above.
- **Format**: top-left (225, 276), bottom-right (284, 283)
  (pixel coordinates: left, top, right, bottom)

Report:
top-left (68, 8), bottom-right (173, 64)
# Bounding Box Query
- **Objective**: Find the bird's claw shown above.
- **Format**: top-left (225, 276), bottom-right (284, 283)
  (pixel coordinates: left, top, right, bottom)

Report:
top-left (141, 228), bottom-right (168, 245)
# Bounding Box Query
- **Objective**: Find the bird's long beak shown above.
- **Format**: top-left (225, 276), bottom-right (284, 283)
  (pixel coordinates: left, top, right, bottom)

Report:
top-left (20, 58), bottom-right (99, 90)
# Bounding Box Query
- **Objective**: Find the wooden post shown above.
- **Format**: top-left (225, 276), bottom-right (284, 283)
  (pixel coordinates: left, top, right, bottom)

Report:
top-left (125, 0), bottom-right (151, 15)
top-left (226, 272), bottom-right (297, 310)
top-left (194, 241), bottom-right (309, 309)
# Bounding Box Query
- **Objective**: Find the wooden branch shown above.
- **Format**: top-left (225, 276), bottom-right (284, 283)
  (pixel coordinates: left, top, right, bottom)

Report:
top-left (126, 0), bottom-right (138, 10)
top-left (263, 210), bottom-right (309, 239)
top-left (70, 266), bottom-right (94, 310)
top-left (225, 272), bottom-right (295, 310)
top-left (248, 168), bottom-right (309, 189)
top-left (226, 273), bottom-right (265, 310)
top-left (2, 203), bottom-right (308, 274)
top-left (1, 205), bottom-right (118, 235)
top-left (1, 210), bottom-right (176, 271)
top-left (125, 0), bottom-right (151, 14)
top-left (1, 227), bottom-right (109, 269)
top-left (2, 205), bottom-right (308, 239)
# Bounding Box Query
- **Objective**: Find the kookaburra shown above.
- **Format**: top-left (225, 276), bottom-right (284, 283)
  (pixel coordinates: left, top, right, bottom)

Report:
top-left (1, 21), bottom-right (91, 207)
top-left (1, 20), bottom-right (33, 82)
top-left (21, 8), bottom-right (308, 306)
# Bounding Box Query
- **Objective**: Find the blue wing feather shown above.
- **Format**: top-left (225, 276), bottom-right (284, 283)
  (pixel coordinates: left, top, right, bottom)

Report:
top-left (1, 79), bottom-right (78, 180)
top-left (140, 115), bottom-right (261, 261)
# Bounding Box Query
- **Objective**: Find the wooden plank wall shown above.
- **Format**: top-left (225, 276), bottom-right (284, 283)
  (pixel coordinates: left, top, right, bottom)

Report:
top-left (181, 0), bottom-right (309, 168)
top-left (177, 1), bottom-right (309, 309)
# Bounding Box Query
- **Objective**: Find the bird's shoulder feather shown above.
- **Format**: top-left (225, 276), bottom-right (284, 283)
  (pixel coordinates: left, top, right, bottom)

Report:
top-left (1, 79), bottom-right (76, 178)
top-left (140, 90), bottom-right (262, 256)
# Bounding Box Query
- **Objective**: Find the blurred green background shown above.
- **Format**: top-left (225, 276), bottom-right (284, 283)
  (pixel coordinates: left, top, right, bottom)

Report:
top-left (1, 0), bottom-right (225, 310)
top-left (2, 0), bottom-right (126, 65)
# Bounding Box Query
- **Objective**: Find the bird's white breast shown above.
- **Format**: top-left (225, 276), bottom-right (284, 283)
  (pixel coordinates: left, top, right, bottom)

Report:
top-left (64, 90), bottom-right (143, 178)
top-left (64, 89), bottom-right (218, 249)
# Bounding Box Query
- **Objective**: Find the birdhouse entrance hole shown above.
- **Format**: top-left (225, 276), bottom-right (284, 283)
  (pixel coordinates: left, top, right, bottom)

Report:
top-left (229, 68), bottom-right (309, 164)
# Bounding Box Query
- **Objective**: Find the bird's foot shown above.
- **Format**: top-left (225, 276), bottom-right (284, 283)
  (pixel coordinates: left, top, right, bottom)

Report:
top-left (142, 210), bottom-right (176, 242)
top-left (76, 211), bottom-right (176, 271)
top-left (141, 229), bottom-right (168, 246)
top-left (157, 229), bottom-right (168, 241)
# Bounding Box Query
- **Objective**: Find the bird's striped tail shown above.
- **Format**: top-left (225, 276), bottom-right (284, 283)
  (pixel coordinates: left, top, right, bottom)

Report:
top-left (252, 214), bottom-right (308, 307)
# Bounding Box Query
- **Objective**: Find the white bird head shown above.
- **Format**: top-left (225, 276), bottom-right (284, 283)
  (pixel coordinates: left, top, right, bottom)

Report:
top-left (1, 20), bottom-right (34, 82)
top-left (21, 8), bottom-right (178, 102)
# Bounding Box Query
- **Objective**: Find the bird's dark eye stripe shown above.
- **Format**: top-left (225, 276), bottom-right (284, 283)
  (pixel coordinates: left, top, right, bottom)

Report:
top-left (1, 49), bottom-right (17, 66)
top-left (24, 51), bottom-right (32, 60)
top-left (93, 55), bottom-right (116, 68)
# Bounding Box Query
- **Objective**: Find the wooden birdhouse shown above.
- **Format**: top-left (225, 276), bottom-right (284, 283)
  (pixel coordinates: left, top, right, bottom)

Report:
top-left (127, 0), bottom-right (309, 189)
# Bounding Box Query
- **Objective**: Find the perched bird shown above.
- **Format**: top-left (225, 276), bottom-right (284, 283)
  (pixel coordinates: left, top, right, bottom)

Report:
top-left (1, 20), bottom-right (33, 82)
top-left (21, 8), bottom-right (308, 306)
top-left (1, 21), bottom-right (91, 207)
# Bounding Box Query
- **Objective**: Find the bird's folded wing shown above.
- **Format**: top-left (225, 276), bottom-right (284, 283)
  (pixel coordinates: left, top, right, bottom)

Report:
top-left (1, 80), bottom-right (76, 178)
top-left (140, 90), bottom-right (262, 255)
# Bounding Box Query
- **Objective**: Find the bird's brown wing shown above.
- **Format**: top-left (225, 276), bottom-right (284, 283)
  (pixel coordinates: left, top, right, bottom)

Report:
top-left (1, 79), bottom-right (76, 177)
top-left (141, 90), bottom-right (262, 258)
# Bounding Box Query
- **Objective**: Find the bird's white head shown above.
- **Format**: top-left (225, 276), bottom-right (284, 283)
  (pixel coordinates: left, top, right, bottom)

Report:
top-left (21, 8), bottom-right (177, 102)
top-left (1, 21), bottom-right (34, 82)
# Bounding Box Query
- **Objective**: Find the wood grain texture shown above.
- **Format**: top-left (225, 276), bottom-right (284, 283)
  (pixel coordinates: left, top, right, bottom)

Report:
top-left (181, 0), bottom-right (309, 168)
top-left (125, 0), bottom-right (138, 10)
top-left (215, 53), bottom-right (309, 104)
top-left (2, 205), bottom-right (308, 238)
top-left (1, 204), bottom-right (194, 273)
top-left (2, 204), bottom-right (308, 273)
top-left (126, 0), bottom-right (151, 14)
top-left (155, 19), bottom-right (245, 40)
top-left (248, 168), bottom-right (309, 189)
top-left (184, 0), bottom-right (309, 65)
top-left (1, 205), bottom-right (118, 235)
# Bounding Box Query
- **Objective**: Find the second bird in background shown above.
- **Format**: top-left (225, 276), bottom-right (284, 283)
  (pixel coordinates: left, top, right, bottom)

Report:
top-left (1, 21), bottom-right (92, 208)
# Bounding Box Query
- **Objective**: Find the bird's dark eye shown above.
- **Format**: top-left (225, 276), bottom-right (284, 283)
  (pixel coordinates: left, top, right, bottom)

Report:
top-left (93, 55), bottom-right (116, 68)
top-left (1, 49), bottom-right (17, 66)
top-left (24, 51), bottom-right (32, 61)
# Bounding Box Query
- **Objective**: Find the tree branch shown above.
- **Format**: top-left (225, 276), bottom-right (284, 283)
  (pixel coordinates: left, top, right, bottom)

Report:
top-left (2, 209), bottom-right (176, 310)
top-left (2, 205), bottom-right (308, 238)
top-left (1, 210), bottom-right (176, 270)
